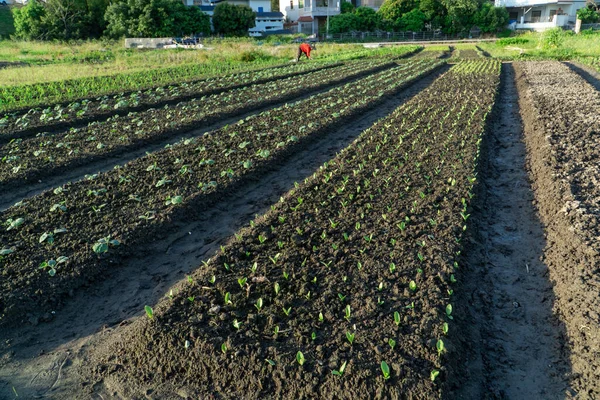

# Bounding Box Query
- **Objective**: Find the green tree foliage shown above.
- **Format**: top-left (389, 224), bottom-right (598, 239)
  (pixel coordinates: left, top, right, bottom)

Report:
top-left (340, 1), bottom-right (355, 13)
top-left (13, 0), bottom-right (111, 40)
top-left (329, 12), bottom-right (360, 32)
top-left (399, 8), bottom-right (426, 30)
top-left (212, 3), bottom-right (256, 36)
top-left (104, 0), bottom-right (211, 38)
top-left (378, 0), bottom-right (417, 28)
top-left (474, 3), bottom-right (508, 33)
top-left (577, 5), bottom-right (600, 23)
top-left (12, 0), bottom-right (48, 39)
top-left (418, 0), bottom-right (445, 29)
top-left (354, 7), bottom-right (381, 30)
top-left (441, 0), bottom-right (479, 34)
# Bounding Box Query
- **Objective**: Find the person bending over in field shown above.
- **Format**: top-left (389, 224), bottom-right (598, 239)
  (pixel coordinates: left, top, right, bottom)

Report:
top-left (296, 43), bottom-right (316, 62)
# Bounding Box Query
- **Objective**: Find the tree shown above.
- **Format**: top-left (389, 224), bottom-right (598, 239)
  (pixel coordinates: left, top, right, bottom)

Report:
top-left (44, 0), bottom-right (89, 40)
top-left (329, 12), bottom-right (360, 32)
top-left (441, 0), bottom-right (478, 33)
top-left (400, 8), bottom-right (426, 31)
top-left (104, 0), bottom-right (210, 38)
top-left (418, 0), bottom-right (445, 29)
top-left (474, 3), bottom-right (508, 33)
top-left (12, 0), bottom-right (48, 40)
top-left (212, 3), bottom-right (256, 36)
top-left (378, 0), bottom-right (417, 29)
top-left (354, 6), bottom-right (381, 30)
top-left (577, 5), bottom-right (600, 23)
top-left (341, 1), bottom-right (355, 13)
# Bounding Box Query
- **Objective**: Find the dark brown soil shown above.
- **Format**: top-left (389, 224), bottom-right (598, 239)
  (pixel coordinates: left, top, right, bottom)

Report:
top-left (0, 62), bottom-right (443, 329)
top-left (81, 62), bottom-right (500, 400)
top-left (515, 61), bottom-right (600, 398)
top-left (0, 60), bottom-right (399, 192)
top-left (0, 61), bottom-right (447, 400)
top-left (447, 63), bottom-right (572, 399)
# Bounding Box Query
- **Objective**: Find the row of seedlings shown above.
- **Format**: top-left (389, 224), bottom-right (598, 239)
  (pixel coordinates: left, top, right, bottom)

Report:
top-left (0, 60), bottom-right (445, 326)
top-left (0, 61), bottom-right (343, 139)
top-left (0, 59), bottom-right (423, 190)
top-left (86, 60), bottom-right (501, 399)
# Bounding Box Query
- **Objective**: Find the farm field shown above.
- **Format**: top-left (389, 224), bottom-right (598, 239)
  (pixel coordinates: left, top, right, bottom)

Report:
top-left (0, 44), bottom-right (599, 399)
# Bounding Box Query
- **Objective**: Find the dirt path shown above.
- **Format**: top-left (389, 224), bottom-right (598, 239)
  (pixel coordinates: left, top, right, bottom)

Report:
top-left (449, 63), bottom-right (571, 399)
top-left (0, 66), bottom-right (448, 400)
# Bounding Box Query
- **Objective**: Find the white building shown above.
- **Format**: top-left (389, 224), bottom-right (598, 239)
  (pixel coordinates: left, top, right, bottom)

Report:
top-left (494, 0), bottom-right (587, 30)
top-left (190, 0), bottom-right (285, 36)
top-left (280, 0), bottom-right (340, 34)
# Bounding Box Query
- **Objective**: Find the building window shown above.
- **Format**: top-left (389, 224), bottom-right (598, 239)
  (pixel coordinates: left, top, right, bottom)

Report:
top-left (509, 11), bottom-right (518, 20)
top-left (258, 6), bottom-right (263, 11)
top-left (290, 0), bottom-right (293, 9)
top-left (298, 0), bottom-right (303, 7)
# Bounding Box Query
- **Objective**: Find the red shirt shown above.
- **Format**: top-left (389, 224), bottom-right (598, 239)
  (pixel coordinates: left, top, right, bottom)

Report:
top-left (299, 43), bottom-right (312, 58)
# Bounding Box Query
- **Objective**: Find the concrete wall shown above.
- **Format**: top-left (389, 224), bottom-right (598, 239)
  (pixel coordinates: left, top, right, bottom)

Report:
top-left (124, 38), bottom-right (174, 49)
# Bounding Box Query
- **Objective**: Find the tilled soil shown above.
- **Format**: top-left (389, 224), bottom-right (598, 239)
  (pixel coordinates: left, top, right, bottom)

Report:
top-left (0, 62), bottom-right (338, 141)
top-left (0, 62), bottom-right (443, 329)
top-left (448, 63), bottom-right (572, 399)
top-left (80, 61), bottom-right (500, 400)
top-left (0, 62), bottom-right (447, 400)
top-left (515, 61), bottom-right (600, 398)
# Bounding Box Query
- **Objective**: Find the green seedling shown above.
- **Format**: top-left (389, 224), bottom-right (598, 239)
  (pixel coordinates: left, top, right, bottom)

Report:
top-left (446, 304), bottom-right (453, 319)
top-left (5, 218), bottom-right (24, 231)
top-left (344, 305), bottom-right (351, 321)
top-left (389, 263), bottom-right (396, 273)
top-left (209, 275), bottom-right (216, 284)
top-left (274, 282), bottom-right (280, 295)
top-left (283, 307), bottom-right (291, 316)
top-left (265, 359), bottom-right (276, 366)
top-left (436, 339), bottom-right (445, 356)
top-left (238, 277), bottom-right (247, 288)
top-left (393, 311), bottom-right (401, 326)
top-left (221, 343), bottom-right (227, 354)
top-left (39, 232), bottom-right (55, 245)
top-left (319, 312), bottom-right (324, 322)
top-left (144, 305), bottom-right (154, 319)
top-left (224, 292), bottom-right (232, 305)
top-left (296, 351), bottom-right (305, 366)
top-left (254, 298), bottom-right (263, 312)
top-left (346, 332), bottom-right (355, 345)
top-left (332, 361), bottom-right (347, 377)
top-left (381, 361), bottom-right (391, 380)
top-left (311, 331), bottom-right (317, 341)
top-left (443, 322), bottom-right (449, 335)
top-left (232, 319), bottom-right (242, 330)
top-left (409, 281), bottom-right (417, 291)
top-left (389, 338), bottom-right (396, 350)
top-left (338, 293), bottom-right (346, 302)
top-left (431, 369), bottom-right (440, 382)
top-left (274, 325), bottom-right (280, 335)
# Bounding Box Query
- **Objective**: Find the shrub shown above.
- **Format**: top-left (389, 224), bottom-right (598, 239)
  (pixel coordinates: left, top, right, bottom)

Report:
top-left (496, 36), bottom-right (528, 45)
top-left (539, 27), bottom-right (564, 49)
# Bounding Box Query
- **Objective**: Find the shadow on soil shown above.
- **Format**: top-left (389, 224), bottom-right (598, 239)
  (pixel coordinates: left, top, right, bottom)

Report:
top-left (0, 65), bottom-right (450, 399)
top-left (444, 63), bottom-right (573, 399)
top-left (565, 61), bottom-right (600, 92)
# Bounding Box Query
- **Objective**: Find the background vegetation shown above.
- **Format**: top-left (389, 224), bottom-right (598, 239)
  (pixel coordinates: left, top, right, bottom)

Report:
top-left (329, 0), bottom-right (509, 35)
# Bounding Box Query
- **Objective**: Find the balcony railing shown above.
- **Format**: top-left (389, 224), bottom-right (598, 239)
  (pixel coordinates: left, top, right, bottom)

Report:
top-left (302, 6), bottom-right (340, 13)
top-left (495, 0), bottom-right (569, 7)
